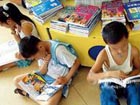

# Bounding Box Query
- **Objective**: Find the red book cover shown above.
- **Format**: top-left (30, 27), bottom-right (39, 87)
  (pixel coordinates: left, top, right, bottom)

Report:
top-left (101, 0), bottom-right (125, 20)
top-left (66, 4), bottom-right (100, 27)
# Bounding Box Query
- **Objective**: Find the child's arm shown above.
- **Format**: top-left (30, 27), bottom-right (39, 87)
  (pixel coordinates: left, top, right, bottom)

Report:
top-left (56, 58), bottom-right (80, 85)
top-left (39, 54), bottom-right (51, 75)
top-left (127, 46), bottom-right (140, 76)
top-left (11, 29), bottom-right (21, 43)
top-left (87, 49), bottom-right (127, 84)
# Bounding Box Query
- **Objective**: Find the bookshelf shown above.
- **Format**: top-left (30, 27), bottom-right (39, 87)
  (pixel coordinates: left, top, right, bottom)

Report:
top-left (34, 0), bottom-right (140, 67)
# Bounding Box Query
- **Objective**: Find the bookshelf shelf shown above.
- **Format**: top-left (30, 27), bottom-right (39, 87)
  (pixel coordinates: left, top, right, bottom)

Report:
top-left (34, 0), bottom-right (140, 67)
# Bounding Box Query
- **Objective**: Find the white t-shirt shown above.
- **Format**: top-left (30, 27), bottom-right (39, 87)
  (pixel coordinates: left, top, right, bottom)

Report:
top-left (38, 45), bottom-right (77, 79)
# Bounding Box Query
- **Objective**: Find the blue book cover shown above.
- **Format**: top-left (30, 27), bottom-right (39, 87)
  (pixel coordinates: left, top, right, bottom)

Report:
top-left (31, 0), bottom-right (62, 16)
top-left (124, 1), bottom-right (140, 22)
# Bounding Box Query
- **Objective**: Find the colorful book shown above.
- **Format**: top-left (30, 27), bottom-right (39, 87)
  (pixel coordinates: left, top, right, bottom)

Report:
top-left (31, 0), bottom-right (63, 17)
top-left (101, 0), bottom-right (125, 20)
top-left (98, 75), bottom-right (140, 88)
top-left (124, 1), bottom-right (140, 22)
top-left (18, 73), bottom-right (63, 101)
top-left (50, 6), bottom-right (75, 32)
top-left (65, 4), bottom-right (100, 27)
top-left (51, 6), bottom-right (75, 23)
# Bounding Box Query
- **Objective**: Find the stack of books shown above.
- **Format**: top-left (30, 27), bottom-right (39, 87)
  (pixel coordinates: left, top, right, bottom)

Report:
top-left (124, 1), bottom-right (140, 30)
top-left (101, 0), bottom-right (126, 28)
top-left (25, 0), bottom-right (46, 9)
top-left (50, 6), bottom-right (75, 32)
top-left (66, 4), bottom-right (101, 37)
top-left (30, 0), bottom-right (63, 24)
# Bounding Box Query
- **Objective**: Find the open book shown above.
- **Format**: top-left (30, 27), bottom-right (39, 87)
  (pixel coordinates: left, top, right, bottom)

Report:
top-left (0, 40), bottom-right (19, 66)
top-left (98, 75), bottom-right (140, 88)
top-left (18, 73), bottom-right (63, 101)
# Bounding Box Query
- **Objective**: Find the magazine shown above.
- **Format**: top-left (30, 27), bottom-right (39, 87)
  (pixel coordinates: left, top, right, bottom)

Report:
top-left (65, 4), bottom-right (100, 27)
top-left (124, 1), bottom-right (140, 22)
top-left (98, 75), bottom-right (140, 88)
top-left (101, 0), bottom-right (125, 20)
top-left (31, 0), bottom-right (63, 17)
top-left (18, 73), bottom-right (63, 101)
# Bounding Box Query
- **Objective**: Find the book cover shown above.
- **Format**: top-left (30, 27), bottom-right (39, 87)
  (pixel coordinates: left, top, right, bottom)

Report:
top-left (65, 4), bottom-right (100, 27)
top-left (101, 0), bottom-right (125, 20)
top-left (124, 1), bottom-right (140, 22)
top-left (31, 0), bottom-right (63, 17)
top-left (0, 40), bottom-right (19, 66)
top-left (51, 6), bottom-right (75, 23)
top-left (98, 75), bottom-right (140, 88)
top-left (18, 73), bottom-right (63, 101)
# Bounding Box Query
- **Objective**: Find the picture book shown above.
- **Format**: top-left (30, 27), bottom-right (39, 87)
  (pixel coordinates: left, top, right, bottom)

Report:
top-left (0, 40), bottom-right (19, 66)
top-left (98, 75), bottom-right (140, 88)
top-left (31, 0), bottom-right (63, 17)
top-left (65, 4), bottom-right (100, 27)
top-left (51, 6), bottom-right (75, 23)
top-left (25, 0), bottom-right (45, 8)
top-left (18, 73), bottom-right (63, 101)
top-left (101, 0), bottom-right (125, 20)
top-left (124, 1), bottom-right (140, 22)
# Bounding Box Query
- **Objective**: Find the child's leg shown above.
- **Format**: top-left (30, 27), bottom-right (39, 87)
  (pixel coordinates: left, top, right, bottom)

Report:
top-left (0, 62), bottom-right (16, 72)
top-left (100, 83), bottom-right (120, 105)
top-left (125, 83), bottom-right (139, 105)
top-left (37, 89), bottom-right (62, 105)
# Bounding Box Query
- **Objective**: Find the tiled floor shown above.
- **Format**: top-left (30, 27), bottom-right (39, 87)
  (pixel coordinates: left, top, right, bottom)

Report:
top-left (0, 1), bottom-right (127, 105)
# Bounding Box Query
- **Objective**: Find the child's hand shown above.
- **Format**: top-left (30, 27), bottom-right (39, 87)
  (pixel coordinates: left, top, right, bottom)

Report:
top-left (55, 76), bottom-right (68, 85)
top-left (110, 70), bottom-right (128, 79)
top-left (15, 52), bottom-right (25, 60)
top-left (11, 29), bottom-right (17, 36)
top-left (43, 54), bottom-right (51, 64)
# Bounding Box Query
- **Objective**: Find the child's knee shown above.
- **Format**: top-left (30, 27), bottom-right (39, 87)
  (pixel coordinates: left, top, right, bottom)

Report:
top-left (13, 76), bottom-right (20, 86)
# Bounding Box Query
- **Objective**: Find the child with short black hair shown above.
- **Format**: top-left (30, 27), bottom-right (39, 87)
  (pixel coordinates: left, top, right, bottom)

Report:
top-left (14, 36), bottom-right (80, 105)
top-left (87, 21), bottom-right (140, 105)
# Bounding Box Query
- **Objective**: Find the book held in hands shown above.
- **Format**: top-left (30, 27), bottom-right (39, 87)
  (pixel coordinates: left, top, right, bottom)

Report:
top-left (98, 75), bottom-right (140, 88)
top-left (18, 73), bottom-right (63, 101)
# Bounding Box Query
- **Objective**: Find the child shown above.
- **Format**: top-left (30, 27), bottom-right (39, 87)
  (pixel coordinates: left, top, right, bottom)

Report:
top-left (0, 3), bottom-right (39, 71)
top-left (14, 36), bottom-right (80, 105)
top-left (87, 21), bottom-right (140, 105)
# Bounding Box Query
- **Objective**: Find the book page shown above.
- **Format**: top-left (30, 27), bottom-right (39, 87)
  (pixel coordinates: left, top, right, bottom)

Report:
top-left (98, 78), bottom-right (126, 87)
top-left (123, 75), bottom-right (140, 85)
top-left (0, 40), bottom-right (19, 66)
top-left (18, 73), bottom-right (63, 101)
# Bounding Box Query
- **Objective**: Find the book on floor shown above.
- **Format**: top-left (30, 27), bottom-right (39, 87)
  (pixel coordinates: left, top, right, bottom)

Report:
top-left (98, 75), bottom-right (140, 88)
top-left (18, 73), bottom-right (63, 101)
top-left (0, 40), bottom-right (19, 66)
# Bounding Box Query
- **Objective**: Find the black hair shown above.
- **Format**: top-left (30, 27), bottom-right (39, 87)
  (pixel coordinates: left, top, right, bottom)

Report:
top-left (21, 0), bottom-right (27, 8)
top-left (0, 3), bottom-right (34, 26)
top-left (102, 21), bottom-right (128, 44)
top-left (19, 36), bottom-right (41, 58)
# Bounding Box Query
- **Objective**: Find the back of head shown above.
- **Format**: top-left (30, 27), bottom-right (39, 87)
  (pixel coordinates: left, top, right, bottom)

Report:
top-left (19, 36), bottom-right (41, 58)
top-left (0, 3), bottom-right (33, 25)
top-left (102, 21), bottom-right (128, 44)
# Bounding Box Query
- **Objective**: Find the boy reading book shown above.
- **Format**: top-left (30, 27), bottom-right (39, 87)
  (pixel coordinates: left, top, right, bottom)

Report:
top-left (87, 21), bottom-right (140, 105)
top-left (14, 36), bottom-right (80, 105)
